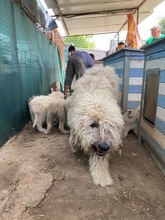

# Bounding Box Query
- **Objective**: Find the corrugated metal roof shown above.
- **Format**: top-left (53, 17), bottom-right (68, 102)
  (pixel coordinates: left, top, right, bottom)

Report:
top-left (44, 0), bottom-right (164, 36)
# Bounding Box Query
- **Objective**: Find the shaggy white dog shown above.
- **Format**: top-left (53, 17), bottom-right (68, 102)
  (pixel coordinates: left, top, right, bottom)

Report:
top-left (67, 66), bottom-right (124, 187)
top-left (28, 92), bottom-right (69, 134)
top-left (123, 106), bottom-right (140, 138)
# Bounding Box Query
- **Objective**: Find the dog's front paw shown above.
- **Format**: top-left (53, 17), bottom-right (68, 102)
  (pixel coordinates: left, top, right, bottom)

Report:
top-left (38, 128), bottom-right (46, 133)
top-left (71, 145), bottom-right (79, 153)
top-left (61, 130), bottom-right (69, 135)
top-left (70, 142), bottom-right (81, 153)
top-left (92, 174), bottom-right (113, 187)
top-left (44, 130), bottom-right (50, 135)
top-left (89, 154), bottom-right (113, 187)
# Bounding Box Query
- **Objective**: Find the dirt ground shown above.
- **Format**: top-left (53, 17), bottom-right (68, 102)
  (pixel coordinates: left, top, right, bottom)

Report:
top-left (0, 122), bottom-right (165, 220)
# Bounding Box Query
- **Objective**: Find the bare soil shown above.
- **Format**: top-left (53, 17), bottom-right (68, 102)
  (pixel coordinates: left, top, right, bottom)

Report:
top-left (0, 122), bottom-right (165, 220)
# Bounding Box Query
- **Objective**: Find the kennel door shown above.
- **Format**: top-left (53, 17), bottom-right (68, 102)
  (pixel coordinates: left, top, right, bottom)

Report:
top-left (143, 69), bottom-right (160, 125)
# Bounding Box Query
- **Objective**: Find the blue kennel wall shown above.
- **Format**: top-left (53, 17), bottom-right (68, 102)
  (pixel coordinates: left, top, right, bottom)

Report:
top-left (103, 49), bottom-right (144, 112)
top-left (140, 38), bottom-right (165, 174)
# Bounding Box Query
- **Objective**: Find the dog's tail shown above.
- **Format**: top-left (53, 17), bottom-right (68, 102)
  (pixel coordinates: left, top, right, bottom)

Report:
top-left (32, 114), bottom-right (38, 128)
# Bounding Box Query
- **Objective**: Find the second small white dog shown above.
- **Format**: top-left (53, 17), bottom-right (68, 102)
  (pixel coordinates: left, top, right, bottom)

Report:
top-left (45, 96), bottom-right (72, 134)
top-left (123, 106), bottom-right (140, 138)
top-left (67, 66), bottom-right (124, 187)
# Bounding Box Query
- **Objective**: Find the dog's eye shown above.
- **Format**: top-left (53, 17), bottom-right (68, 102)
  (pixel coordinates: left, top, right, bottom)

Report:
top-left (90, 122), bottom-right (99, 128)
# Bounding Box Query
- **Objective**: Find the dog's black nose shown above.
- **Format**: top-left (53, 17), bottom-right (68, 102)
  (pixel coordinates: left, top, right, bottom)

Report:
top-left (98, 143), bottom-right (110, 152)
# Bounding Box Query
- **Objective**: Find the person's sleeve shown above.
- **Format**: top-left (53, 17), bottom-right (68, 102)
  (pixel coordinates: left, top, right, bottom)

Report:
top-left (65, 59), bottom-right (74, 86)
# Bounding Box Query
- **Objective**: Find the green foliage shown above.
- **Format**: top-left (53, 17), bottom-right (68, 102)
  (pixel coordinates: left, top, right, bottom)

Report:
top-left (63, 35), bottom-right (95, 49)
top-left (159, 17), bottom-right (165, 34)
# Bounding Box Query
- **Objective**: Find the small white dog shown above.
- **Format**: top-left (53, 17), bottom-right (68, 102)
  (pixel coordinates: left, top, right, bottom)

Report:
top-left (67, 66), bottom-right (124, 187)
top-left (28, 92), bottom-right (70, 134)
top-left (123, 106), bottom-right (140, 138)
top-left (45, 95), bottom-right (72, 134)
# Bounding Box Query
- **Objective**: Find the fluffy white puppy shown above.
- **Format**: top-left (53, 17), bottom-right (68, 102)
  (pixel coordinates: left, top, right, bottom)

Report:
top-left (123, 106), bottom-right (140, 138)
top-left (28, 92), bottom-right (66, 134)
top-left (67, 66), bottom-right (124, 187)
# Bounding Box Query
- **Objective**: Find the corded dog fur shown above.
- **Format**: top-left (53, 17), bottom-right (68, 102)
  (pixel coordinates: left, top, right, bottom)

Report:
top-left (67, 66), bottom-right (124, 187)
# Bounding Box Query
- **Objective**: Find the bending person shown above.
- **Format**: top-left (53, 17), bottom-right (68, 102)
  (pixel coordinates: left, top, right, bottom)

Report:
top-left (64, 45), bottom-right (94, 98)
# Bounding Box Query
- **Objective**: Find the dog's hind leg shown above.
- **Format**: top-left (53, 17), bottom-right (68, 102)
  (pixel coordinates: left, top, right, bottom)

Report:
top-left (89, 153), bottom-right (113, 187)
top-left (36, 122), bottom-right (46, 133)
top-left (45, 112), bottom-right (53, 134)
top-left (35, 113), bottom-right (46, 133)
top-left (58, 110), bottom-right (69, 135)
top-left (134, 126), bottom-right (138, 136)
top-left (123, 125), bottom-right (129, 138)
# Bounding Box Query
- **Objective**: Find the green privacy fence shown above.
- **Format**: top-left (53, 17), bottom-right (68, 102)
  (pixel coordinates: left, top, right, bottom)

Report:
top-left (0, 0), bottom-right (65, 146)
